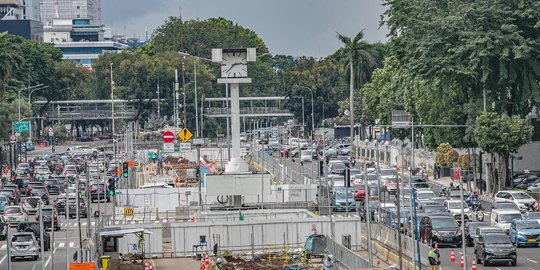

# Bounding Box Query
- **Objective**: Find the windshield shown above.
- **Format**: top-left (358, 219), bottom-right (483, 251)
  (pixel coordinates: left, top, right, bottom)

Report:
top-left (366, 174), bottom-right (378, 181)
top-left (335, 190), bottom-right (354, 199)
top-left (381, 170), bottom-right (397, 176)
top-left (414, 183), bottom-right (429, 189)
top-left (517, 221), bottom-right (540, 230)
top-left (418, 192), bottom-right (435, 199)
top-left (448, 202), bottom-right (466, 209)
top-left (425, 206), bottom-right (446, 213)
top-left (12, 235), bottom-right (33, 242)
top-left (485, 235), bottom-right (511, 244)
top-left (468, 223), bottom-right (489, 233)
top-left (331, 163), bottom-right (346, 170)
top-left (512, 192), bottom-right (531, 199)
top-left (45, 181), bottom-right (57, 185)
top-left (432, 217), bottom-right (458, 228)
top-left (526, 212), bottom-right (540, 219)
top-left (499, 213), bottom-right (522, 223)
top-left (301, 150), bottom-right (312, 156)
top-left (5, 207), bottom-right (22, 214)
top-left (495, 203), bottom-right (519, 210)
top-left (449, 190), bottom-right (464, 196)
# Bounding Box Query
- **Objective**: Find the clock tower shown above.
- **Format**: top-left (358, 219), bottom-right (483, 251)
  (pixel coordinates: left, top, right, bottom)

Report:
top-left (212, 48), bottom-right (257, 172)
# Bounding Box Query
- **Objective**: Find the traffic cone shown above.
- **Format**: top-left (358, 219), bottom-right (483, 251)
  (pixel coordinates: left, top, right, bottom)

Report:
top-left (459, 253), bottom-right (464, 267)
top-left (471, 258), bottom-right (477, 270)
top-left (144, 260), bottom-right (149, 270)
top-left (450, 249), bottom-right (456, 263)
top-left (205, 252), bottom-right (210, 266)
top-left (423, 235), bottom-right (427, 245)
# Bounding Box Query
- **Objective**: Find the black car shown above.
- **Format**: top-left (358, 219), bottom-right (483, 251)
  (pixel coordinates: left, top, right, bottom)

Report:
top-left (44, 179), bottom-right (60, 195)
top-left (419, 214), bottom-right (462, 247)
top-left (90, 184), bottom-right (110, 202)
top-left (514, 176), bottom-right (539, 189)
top-left (13, 178), bottom-right (31, 195)
top-left (29, 186), bottom-right (49, 205)
top-left (17, 222), bottom-right (51, 251)
top-left (26, 181), bottom-right (45, 197)
top-left (53, 198), bottom-right (67, 214)
top-left (329, 162), bottom-right (346, 175)
top-left (67, 197), bottom-right (88, 218)
top-left (475, 232), bottom-right (517, 266)
top-left (465, 221), bottom-right (490, 247)
top-left (2, 184), bottom-right (21, 200)
top-left (35, 207), bottom-right (60, 231)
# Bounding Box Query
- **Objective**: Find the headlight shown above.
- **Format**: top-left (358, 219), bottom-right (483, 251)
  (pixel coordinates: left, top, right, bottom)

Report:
top-left (518, 232), bottom-right (525, 236)
top-left (432, 231), bottom-right (440, 236)
top-left (456, 230), bottom-right (462, 236)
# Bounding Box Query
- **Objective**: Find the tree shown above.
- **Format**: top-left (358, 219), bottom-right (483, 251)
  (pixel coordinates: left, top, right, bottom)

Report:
top-left (474, 112), bottom-right (532, 194)
top-left (0, 32), bottom-right (24, 102)
top-left (336, 31), bottom-right (377, 140)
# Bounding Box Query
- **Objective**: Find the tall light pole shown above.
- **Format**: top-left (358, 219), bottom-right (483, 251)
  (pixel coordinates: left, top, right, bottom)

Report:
top-left (299, 86), bottom-right (315, 141)
top-left (110, 63), bottom-right (117, 224)
top-left (18, 84), bottom-right (43, 120)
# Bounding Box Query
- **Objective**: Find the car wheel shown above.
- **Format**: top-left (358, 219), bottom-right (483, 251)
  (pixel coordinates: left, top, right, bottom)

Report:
top-left (10, 257), bottom-right (14, 262)
top-left (511, 260), bottom-right (517, 266)
top-left (483, 256), bottom-right (489, 266)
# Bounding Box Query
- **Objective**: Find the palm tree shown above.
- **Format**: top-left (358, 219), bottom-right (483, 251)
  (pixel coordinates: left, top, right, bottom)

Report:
top-left (336, 31), bottom-right (377, 140)
top-left (0, 32), bottom-right (24, 102)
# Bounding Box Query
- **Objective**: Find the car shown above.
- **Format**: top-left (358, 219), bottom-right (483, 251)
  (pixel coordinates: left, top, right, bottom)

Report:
top-left (420, 204), bottom-right (447, 214)
top-left (300, 149), bottom-right (313, 163)
top-left (509, 219), bottom-right (540, 247)
top-left (21, 197), bottom-right (42, 215)
top-left (44, 179), bottom-right (61, 195)
top-left (26, 181), bottom-right (46, 196)
top-left (0, 195), bottom-right (9, 213)
top-left (411, 182), bottom-right (430, 190)
top-left (17, 222), bottom-right (51, 251)
top-left (513, 175), bottom-right (539, 189)
top-left (335, 156), bottom-right (350, 167)
top-left (447, 188), bottom-right (468, 200)
top-left (90, 183), bottom-right (110, 202)
top-left (416, 190), bottom-right (436, 203)
top-left (353, 184), bottom-right (366, 201)
top-left (3, 206), bottom-right (28, 226)
top-left (444, 200), bottom-right (471, 223)
top-left (10, 232), bottom-right (40, 261)
top-left (0, 189), bottom-right (19, 205)
top-left (35, 207), bottom-right (60, 231)
top-left (13, 177), bottom-right (32, 195)
top-left (34, 166), bottom-right (51, 179)
top-left (332, 188), bottom-right (356, 212)
top-left (490, 209), bottom-right (523, 233)
top-left (386, 177), bottom-right (400, 194)
top-left (465, 221), bottom-right (490, 246)
top-left (495, 190), bottom-right (537, 213)
top-left (24, 141), bottom-right (35, 151)
top-left (67, 197), bottom-right (88, 218)
top-left (474, 226), bottom-right (505, 249)
top-left (379, 168), bottom-right (398, 183)
top-left (475, 232), bottom-right (517, 266)
top-left (0, 215), bottom-right (7, 240)
top-left (28, 186), bottom-right (49, 205)
top-left (328, 161), bottom-right (346, 175)
top-left (491, 202), bottom-right (520, 212)
top-left (2, 184), bottom-right (21, 200)
top-left (419, 214), bottom-right (462, 247)
top-left (527, 182), bottom-right (540, 192)
top-left (524, 211), bottom-right (540, 222)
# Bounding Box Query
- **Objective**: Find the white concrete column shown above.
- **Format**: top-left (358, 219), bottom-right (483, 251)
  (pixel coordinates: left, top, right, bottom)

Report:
top-left (230, 83), bottom-right (240, 160)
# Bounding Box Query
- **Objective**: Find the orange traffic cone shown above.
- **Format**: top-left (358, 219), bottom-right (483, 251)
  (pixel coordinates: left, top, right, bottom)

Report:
top-left (450, 249), bottom-right (456, 262)
top-left (459, 253), bottom-right (464, 267)
top-left (423, 235), bottom-right (427, 245)
top-left (471, 258), bottom-right (477, 270)
top-left (144, 260), bottom-right (149, 270)
top-left (205, 252), bottom-right (209, 266)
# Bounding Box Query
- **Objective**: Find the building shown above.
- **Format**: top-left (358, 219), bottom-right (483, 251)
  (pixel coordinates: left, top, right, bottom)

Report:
top-left (0, 0), bottom-right (42, 40)
top-left (43, 18), bottom-right (103, 42)
top-left (40, 0), bottom-right (100, 27)
top-left (55, 41), bottom-right (127, 67)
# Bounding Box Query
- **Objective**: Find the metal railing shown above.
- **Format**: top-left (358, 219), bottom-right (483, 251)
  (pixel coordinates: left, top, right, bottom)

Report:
top-left (251, 150), bottom-right (310, 185)
top-left (326, 236), bottom-right (371, 269)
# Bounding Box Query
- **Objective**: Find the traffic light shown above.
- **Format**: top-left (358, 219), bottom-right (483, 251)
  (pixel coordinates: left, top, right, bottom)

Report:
top-left (319, 160), bottom-right (324, 176)
top-left (122, 162), bottom-right (129, 178)
top-left (345, 168), bottom-right (351, 188)
top-left (108, 178), bottom-right (115, 196)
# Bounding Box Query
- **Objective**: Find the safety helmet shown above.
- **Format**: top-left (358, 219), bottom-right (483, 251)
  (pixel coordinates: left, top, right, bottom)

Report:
top-left (328, 255), bottom-right (333, 260)
top-left (216, 258), bottom-right (222, 264)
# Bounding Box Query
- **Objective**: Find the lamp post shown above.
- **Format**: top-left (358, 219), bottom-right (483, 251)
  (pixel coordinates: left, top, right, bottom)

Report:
top-left (292, 95), bottom-right (305, 139)
top-left (298, 86), bottom-right (315, 141)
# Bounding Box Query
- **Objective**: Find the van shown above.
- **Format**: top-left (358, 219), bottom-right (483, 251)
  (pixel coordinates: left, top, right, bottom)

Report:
top-left (490, 209), bottom-right (522, 233)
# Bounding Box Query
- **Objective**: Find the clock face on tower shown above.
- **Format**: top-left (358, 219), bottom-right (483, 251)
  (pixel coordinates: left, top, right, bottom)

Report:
top-left (220, 50), bottom-right (248, 78)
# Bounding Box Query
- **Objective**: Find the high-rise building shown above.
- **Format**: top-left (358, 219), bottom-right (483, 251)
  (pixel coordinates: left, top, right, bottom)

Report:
top-left (40, 0), bottom-right (101, 26)
top-left (0, 0), bottom-right (43, 40)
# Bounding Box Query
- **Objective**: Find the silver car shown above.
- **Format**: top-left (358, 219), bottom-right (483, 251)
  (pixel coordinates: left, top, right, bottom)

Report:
top-left (10, 232), bottom-right (40, 261)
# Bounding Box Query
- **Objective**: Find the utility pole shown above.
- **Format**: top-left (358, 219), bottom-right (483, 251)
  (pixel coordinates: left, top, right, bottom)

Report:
top-left (301, 96), bottom-right (305, 139)
top-left (225, 83), bottom-right (231, 161)
top-left (364, 159), bottom-right (373, 266)
top-left (156, 81), bottom-right (161, 126)
top-left (194, 60), bottom-right (199, 137)
top-left (175, 69), bottom-right (180, 129)
top-left (66, 193), bottom-right (70, 268)
top-left (39, 202), bottom-right (44, 269)
top-left (182, 57), bottom-right (187, 127)
top-left (76, 177), bottom-right (82, 262)
top-left (110, 63), bottom-right (117, 226)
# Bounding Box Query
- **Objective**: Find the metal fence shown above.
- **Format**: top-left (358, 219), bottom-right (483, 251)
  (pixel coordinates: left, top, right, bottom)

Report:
top-left (251, 150), bottom-right (312, 185)
top-left (326, 236), bottom-right (370, 269)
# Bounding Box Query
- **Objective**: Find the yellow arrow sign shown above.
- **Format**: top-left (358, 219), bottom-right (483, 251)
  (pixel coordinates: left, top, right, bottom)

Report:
top-left (178, 128), bottom-right (193, 142)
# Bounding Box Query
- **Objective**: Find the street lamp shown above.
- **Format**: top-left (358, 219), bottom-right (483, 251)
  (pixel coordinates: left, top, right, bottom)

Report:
top-left (18, 84), bottom-right (44, 121)
top-left (298, 86), bottom-right (315, 141)
top-left (292, 95), bottom-right (305, 138)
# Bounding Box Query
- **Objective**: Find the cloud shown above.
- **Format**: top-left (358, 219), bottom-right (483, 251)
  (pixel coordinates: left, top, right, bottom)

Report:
top-left (102, 0), bottom-right (388, 57)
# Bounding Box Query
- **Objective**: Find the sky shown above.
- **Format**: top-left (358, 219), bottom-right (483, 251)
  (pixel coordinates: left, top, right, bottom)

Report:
top-left (102, 0), bottom-right (388, 58)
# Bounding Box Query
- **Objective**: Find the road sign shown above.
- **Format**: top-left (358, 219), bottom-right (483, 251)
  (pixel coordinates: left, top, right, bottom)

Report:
top-left (162, 130), bottom-right (175, 143)
top-left (192, 138), bottom-right (205, 145)
top-left (453, 168), bottom-right (461, 182)
top-left (126, 160), bottom-right (136, 167)
top-left (47, 127), bottom-right (53, 132)
top-left (179, 142), bottom-right (191, 151)
top-left (178, 128), bottom-right (193, 142)
top-left (69, 262), bottom-right (95, 270)
top-left (185, 191), bottom-right (191, 196)
top-left (124, 207), bottom-right (133, 217)
top-left (163, 143), bottom-right (174, 152)
top-left (48, 131), bottom-right (54, 137)
top-left (10, 134), bottom-right (15, 141)
top-left (14, 121), bottom-right (30, 133)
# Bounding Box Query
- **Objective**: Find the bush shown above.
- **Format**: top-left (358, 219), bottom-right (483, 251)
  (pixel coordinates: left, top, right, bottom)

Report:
top-left (460, 154), bottom-right (470, 169)
top-left (446, 149), bottom-right (459, 167)
top-left (435, 143), bottom-right (452, 166)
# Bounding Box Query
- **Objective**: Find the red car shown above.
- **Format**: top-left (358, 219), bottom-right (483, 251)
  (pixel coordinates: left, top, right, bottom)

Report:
top-left (354, 184), bottom-right (366, 201)
top-left (280, 148), bottom-right (290, 157)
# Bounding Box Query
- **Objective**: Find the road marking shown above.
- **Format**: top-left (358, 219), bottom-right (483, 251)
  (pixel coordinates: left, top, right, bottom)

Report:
top-left (69, 242), bottom-right (75, 248)
top-left (527, 258), bottom-right (538, 263)
top-left (82, 222), bottom-right (87, 226)
top-left (0, 254), bottom-right (6, 265)
top-left (0, 244), bottom-right (6, 250)
top-left (58, 242), bottom-right (65, 248)
top-left (44, 247), bottom-right (58, 268)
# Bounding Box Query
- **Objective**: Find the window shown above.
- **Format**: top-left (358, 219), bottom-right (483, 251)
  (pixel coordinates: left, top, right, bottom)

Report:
top-left (77, 6), bottom-right (80, 9)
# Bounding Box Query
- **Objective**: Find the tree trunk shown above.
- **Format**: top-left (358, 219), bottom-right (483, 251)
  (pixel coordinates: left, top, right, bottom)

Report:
top-left (349, 56), bottom-right (354, 143)
top-left (490, 152), bottom-right (509, 195)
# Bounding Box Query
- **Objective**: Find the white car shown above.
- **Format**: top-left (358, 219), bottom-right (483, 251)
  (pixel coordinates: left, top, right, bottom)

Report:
top-left (68, 146), bottom-right (97, 156)
top-left (495, 190), bottom-right (537, 213)
top-left (416, 190), bottom-right (436, 202)
top-left (300, 150), bottom-right (313, 162)
top-left (444, 200), bottom-right (471, 218)
top-left (3, 206), bottom-right (28, 226)
top-left (21, 197), bottom-right (42, 214)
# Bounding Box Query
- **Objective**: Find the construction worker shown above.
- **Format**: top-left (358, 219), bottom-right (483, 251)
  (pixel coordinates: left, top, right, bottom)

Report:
top-left (213, 258), bottom-right (223, 270)
top-left (427, 242), bottom-right (440, 270)
top-left (323, 255), bottom-right (333, 269)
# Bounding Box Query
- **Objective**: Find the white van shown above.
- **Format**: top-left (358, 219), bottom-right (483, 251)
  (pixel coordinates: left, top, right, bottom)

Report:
top-left (490, 209), bottom-right (522, 233)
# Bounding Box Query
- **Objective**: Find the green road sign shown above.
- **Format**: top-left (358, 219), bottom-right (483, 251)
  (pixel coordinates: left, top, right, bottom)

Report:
top-left (15, 121), bottom-right (30, 133)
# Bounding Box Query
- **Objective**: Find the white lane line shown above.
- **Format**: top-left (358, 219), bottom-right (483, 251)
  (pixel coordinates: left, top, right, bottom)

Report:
top-left (69, 242), bottom-right (75, 248)
top-left (0, 244), bottom-right (6, 250)
top-left (527, 258), bottom-right (538, 263)
top-left (82, 222), bottom-right (87, 226)
top-left (0, 254), bottom-right (6, 265)
top-left (44, 247), bottom-right (58, 267)
top-left (58, 242), bottom-right (65, 248)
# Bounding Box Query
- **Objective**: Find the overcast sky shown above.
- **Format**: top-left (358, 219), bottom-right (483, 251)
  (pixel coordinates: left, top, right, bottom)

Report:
top-left (102, 0), bottom-right (388, 58)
